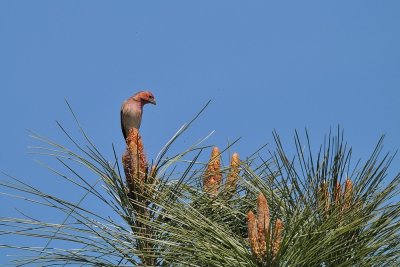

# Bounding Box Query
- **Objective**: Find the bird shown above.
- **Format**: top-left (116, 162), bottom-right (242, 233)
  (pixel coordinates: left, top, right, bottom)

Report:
top-left (120, 91), bottom-right (156, 140)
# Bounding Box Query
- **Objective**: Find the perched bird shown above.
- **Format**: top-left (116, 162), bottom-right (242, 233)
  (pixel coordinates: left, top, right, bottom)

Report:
top-left (120, 91), bottom-right (156, 139)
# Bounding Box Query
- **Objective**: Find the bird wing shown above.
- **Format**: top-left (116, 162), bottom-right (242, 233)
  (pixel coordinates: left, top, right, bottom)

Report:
top-left (120, 107), bottom-right (127, 140)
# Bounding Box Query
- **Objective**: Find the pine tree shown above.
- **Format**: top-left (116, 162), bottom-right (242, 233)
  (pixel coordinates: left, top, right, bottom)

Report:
top-left (1, 103), bottom-right (399, 266)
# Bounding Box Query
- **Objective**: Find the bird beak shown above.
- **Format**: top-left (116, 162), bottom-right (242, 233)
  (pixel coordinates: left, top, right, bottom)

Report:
top-left (149, 99), bottom-right (156, 105)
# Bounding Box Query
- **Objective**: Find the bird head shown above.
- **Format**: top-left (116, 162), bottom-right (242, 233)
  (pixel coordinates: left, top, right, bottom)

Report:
top-left (134, 91), bottom-right (156, 105)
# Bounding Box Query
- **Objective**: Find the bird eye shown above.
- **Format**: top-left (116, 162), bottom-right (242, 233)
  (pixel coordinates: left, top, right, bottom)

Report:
top-left (149, 95), bottom-right (153, 99)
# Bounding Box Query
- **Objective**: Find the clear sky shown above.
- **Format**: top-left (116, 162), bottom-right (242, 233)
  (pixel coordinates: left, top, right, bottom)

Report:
top-left (1, 1), bottom-right (399, 264)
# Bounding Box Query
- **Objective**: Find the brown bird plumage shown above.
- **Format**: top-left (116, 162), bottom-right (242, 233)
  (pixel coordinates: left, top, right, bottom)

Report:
top-left (120, 91), bottom-right (156, 140)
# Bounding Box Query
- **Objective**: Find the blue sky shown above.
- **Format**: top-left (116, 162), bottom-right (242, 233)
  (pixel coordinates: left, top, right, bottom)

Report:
top-left (1, 1), bottom-right (400, 264)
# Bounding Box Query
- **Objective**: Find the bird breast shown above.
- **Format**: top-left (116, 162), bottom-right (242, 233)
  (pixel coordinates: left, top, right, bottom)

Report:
top-left (122, 101), bottom-right (142, 130)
